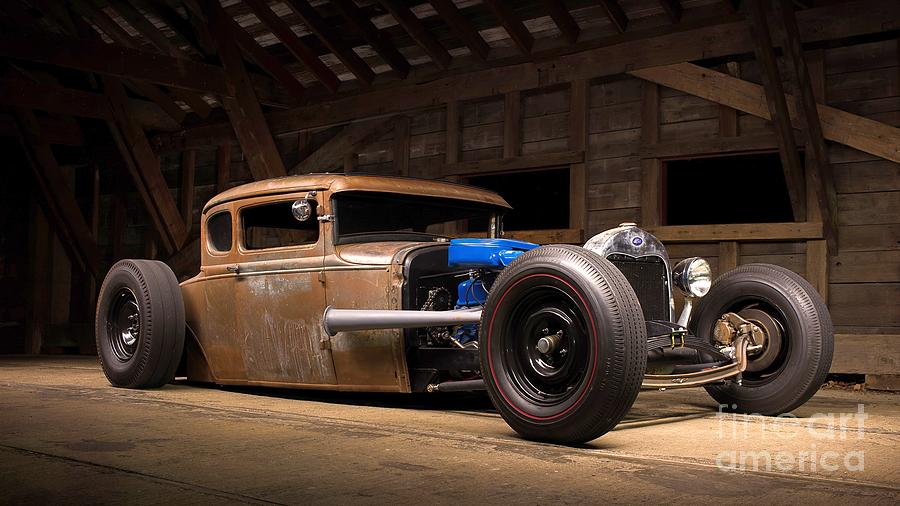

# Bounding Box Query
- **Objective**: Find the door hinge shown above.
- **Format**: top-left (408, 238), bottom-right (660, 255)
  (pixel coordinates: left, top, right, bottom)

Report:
top-left (318, 271), bottom-right (326, 284)
top-left (317, 214), bottom-right (334, 222)
top-left (319, 337), bottom-right (331, 350)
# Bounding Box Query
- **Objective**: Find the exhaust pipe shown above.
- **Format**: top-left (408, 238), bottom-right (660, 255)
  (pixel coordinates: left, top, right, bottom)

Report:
top-left (323, 306), bottom-right (482, 336)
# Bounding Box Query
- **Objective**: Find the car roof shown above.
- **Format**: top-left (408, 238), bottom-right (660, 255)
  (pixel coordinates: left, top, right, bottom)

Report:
top-left (202, 173), bottom-right (511, 214)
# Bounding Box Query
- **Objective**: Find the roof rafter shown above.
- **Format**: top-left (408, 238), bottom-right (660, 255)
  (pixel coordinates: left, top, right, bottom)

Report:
top-left (430, 0), bottom-right (489, 61)
top-left (597, 0), bottom-right (628, 33)
top-left (377, 0), bottom-right (451, 70)
top-left (283, 0), bottom-right (375, 86)
top-left (482, 0), bottom-right (534, 55)
top-left (657, 0), bottom-right (682, 23)
top-left (331, 0), bottom-right (410, 78)
top-left (243, 0), bottom-right (341, 93)
top-left (541, 0), bottom-right (580, 44)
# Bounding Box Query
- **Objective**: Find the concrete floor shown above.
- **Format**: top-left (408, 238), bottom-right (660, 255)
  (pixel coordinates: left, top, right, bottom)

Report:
top-left (1, 357), bottom-right (898, 505)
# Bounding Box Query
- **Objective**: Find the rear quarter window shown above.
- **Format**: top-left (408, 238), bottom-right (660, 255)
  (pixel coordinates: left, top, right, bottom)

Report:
top-left (207, 211), bottom-right (232, 253)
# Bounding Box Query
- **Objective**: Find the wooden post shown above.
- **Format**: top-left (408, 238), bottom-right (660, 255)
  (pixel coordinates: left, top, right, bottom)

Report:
top-left (393, 116), bottom-right (410, 176)
top-left (503, 91), bottom-right (521, 158)
top-left (569, 79), bottom-right (589, 235)
top-left (26, 200), bottom-right (51, 354)
top-left (640, 82), bottom-right (661, 227)
top-left (446, 101), bottom-right (460, 164)
top-left (216, 144), bottom-right (231, 193)
top-left (747, 0), bottom-right (806, 222)
top-left (718, 62), bottom-right (739, 137)
top-left (774, 0), bottom-right (838, 253)
top-left (718, 241), bottom-right (739, 274)
top-left (180, 149), bottom-right (196, 234)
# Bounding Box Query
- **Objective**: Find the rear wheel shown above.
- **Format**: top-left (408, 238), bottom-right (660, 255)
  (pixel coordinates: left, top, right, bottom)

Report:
top-left (691, 263), bottom-right (833, 415)
top-left (480, 245), bottom-right (646, 444)
top-left (96, 259), bottom-right (185, 388)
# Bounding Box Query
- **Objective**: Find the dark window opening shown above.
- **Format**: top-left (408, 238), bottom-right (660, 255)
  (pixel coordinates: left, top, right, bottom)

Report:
top-left (468, 168), bottom-right (569, 231)
top-left (207, 211), bottom-right (232, 252)
top-left (664, 153), bottom-right (796, 225)
top-left (242, 200), bottom-right (319, 250)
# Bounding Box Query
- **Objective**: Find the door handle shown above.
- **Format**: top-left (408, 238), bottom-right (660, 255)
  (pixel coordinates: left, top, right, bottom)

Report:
top-left (225, 265), bottom-right (240, 274)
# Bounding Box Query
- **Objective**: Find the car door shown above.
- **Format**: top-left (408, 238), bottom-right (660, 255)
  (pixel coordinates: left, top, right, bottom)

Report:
top-left (231, 193), bottom-right (337, 385)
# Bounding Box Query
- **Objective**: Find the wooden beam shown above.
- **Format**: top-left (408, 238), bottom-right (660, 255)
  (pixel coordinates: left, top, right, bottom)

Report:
top-left (294, 115), bottom-right (401, 174)
top-left (648, 222), bottom-right (823, 242)
top-left (503, 91), bottom-right (521, 158)
top-left (127, 81), bottom-right (187, 124)
top-left (446, 101), bottom-right (460, 164)
top-left (158, 1), bottom-right (899, 147)
top-left (657, 0), bottom-right (683, 23)
top-left (216, 144), bottom-right (231, 193)
top-left (774, 0), bottom-right (839, 253)
top-left (542, 0), bottom-right (580, 44)
top-left (640, 82), bottom-right (661, 227)
top-left (378, 0), bottom-right (451, 70)
top-left (442, 150), bottom-right (585, 176)
top-left (13, 109), bottom-right (103, 277)
top-left (0, 115), bottom-right (84, 146)
top-left (806, 239), bottom-right (828, 302)
top-left (104, 76), bottom-right (188, 254)
top-left (0, 32), bottom-right (229, 95)
top-left (641, 133), bottom-right (795, 158)
top-left (284, 0), bottom-right (374, 86)
top-left (430, 0), bottom-right (490, 61)
top-left (597, 0), bottom-right (628, 33)
top-left (393, 116), bottom-right (410, 176)
top-left (243, 0), bottom-right (341, 93)
top-left (204, 0), bottom-right (288, 181)
top-left (0, 78), bottom-right (112, 120)
top-left (718, 62), bottom-right (740, 137)
top-left (331, 0), bottom-right (410, 77)
top-left (483, 0), bottom-right (534, 55)
top-left (748, 0), bottom-right (806, 221)
top-left (181, 149), bottom-right (196, 234)
top-left (628, 63), bottom-right (900, 163)
top-left (127, 0), bottom-right (210, 57)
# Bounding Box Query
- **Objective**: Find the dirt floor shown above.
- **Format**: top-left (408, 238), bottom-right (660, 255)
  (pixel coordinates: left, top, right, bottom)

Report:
top-left (0, 356), bottom-right (898, 505)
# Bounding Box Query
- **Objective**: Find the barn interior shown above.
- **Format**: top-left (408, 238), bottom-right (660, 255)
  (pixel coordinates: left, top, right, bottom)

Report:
top-left (0, 0), bottom-right (898, 503)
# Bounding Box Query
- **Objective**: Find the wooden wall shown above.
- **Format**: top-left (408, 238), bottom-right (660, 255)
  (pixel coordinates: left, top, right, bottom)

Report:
top-left (126, 37), bottom-right (899, 379)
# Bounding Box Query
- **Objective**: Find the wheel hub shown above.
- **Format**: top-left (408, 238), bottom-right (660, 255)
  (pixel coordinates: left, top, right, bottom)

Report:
top-left (108, 288), bottom-right (140, 361)
top-left (739, 308), bottom-right (783, 372)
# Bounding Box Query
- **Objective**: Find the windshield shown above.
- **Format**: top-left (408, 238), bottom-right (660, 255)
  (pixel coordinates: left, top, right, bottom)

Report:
top-left (333, 191), bottom-right (501, 245)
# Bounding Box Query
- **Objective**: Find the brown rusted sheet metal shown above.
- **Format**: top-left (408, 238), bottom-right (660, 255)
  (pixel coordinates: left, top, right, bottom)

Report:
top-left (203, 173), bottom-right (510, 214)
top-left (183, 175), bottom-right (499, 392)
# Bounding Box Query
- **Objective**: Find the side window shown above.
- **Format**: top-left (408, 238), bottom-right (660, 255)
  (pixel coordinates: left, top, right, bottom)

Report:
top-left (242, 200), bottom-right (320, 250)
top-left (207, 211), bottom-right (232, 253)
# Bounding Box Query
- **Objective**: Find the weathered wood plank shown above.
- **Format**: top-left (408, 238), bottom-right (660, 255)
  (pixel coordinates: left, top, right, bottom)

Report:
top-left (393, 116), bottom-right (410, 177)
top-left (541, 0), bottom-right (580, 44)
top-left (830, 250), bottom-right (900, 284)
top-left (504, 228), bottom-right (583, 244)
top-left (0, 78), bottom-right (112, 120)
top-left (830, 283), bottom-right (900, 327)
top-left (806, 239), bottom-right (828, 301)
top-left (446, 101), bottom-right (460, 164)
top-left (181, 150), bottom-right (196, 234)
top-left (649, 222), bottom-right (823, 242)
top-left (628, 63), bottom-right (900, 163)
top-left (719, 241), bottom-right (739, 273)
top-left (483, 0), bottom-right (534, 54)
top-left (597, 0), bottom-right (628, 34)
top-left (831, 334), bottom-right (900, 375)
top-left (441, 150), bottom-right (585, 176)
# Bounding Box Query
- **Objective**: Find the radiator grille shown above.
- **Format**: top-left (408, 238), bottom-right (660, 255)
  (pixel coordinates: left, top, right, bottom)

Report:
top-left (607, 254), bottom-right (670, 321)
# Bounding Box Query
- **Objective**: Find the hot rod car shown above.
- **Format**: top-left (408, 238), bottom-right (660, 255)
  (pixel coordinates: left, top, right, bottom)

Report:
top-left (96, 174), bottom-right (834, 444)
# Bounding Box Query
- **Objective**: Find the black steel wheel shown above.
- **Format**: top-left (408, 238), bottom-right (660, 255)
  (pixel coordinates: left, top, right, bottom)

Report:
top-left (481, 245), bottom-right (647, 444)
top-left (95, 259), bottom-right (185, 388)
top-left (691, 263), bottom-right (833, 415)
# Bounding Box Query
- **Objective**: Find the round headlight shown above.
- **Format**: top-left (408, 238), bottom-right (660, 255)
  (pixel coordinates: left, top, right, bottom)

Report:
top-left (673, 257), bottom-right (712, 298)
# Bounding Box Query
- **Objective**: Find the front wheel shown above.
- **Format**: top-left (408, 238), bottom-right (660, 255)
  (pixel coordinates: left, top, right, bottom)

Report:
top-left (480, 245), bottom-right (647, 444)
top-left (691, 263), bottom-right (833, 415)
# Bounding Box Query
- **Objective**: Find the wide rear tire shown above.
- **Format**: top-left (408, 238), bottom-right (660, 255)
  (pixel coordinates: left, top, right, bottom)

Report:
top-left (95, 259), bottom-right (185, 388)
top-left (480, 245), bottom-right (647, 444)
